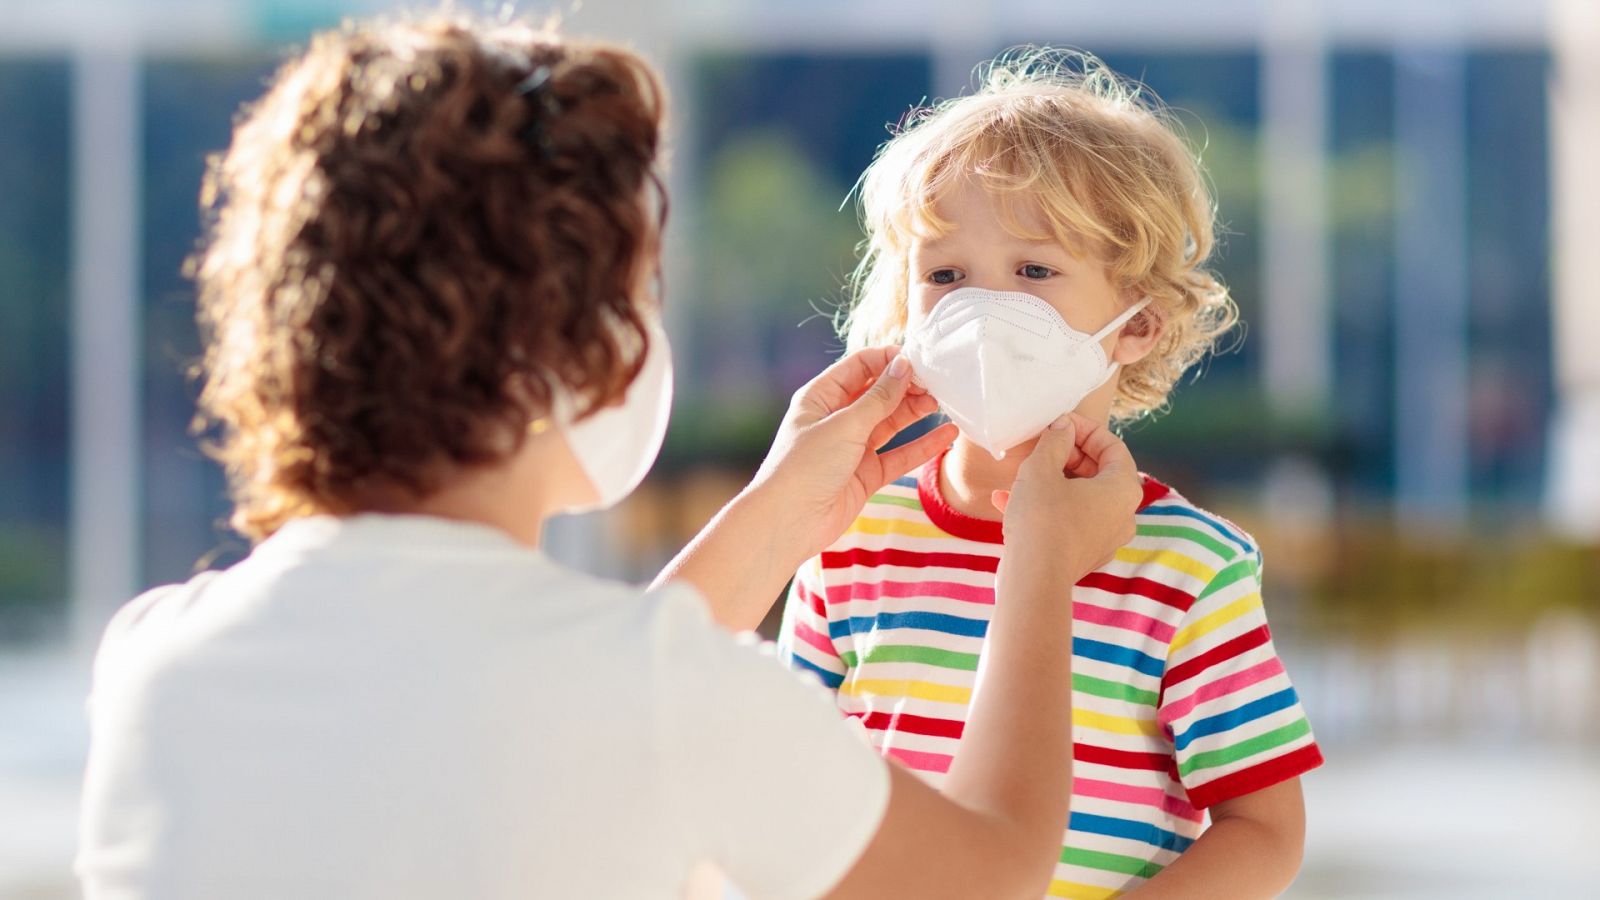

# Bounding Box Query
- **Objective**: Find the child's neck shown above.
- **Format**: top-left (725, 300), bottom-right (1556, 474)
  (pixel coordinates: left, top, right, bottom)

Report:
top-left (938, 436), bottom-right (1032, 522)
top-left (937, 401), bottom-right (1119, 522)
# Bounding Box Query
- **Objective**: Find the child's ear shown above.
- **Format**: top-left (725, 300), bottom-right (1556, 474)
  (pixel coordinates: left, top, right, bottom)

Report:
top-left (1111, 307), bottom-right (1162, 366)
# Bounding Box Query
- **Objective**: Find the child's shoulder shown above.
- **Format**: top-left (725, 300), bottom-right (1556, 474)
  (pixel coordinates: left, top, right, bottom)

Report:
top-left (1135, 472), bottom-right (1261, 566)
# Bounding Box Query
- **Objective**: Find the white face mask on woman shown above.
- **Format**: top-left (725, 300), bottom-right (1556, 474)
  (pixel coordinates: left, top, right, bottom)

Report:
top-left (556, 317), bottom-right (674, 512)
top-left (903, 287), bottom-right (1149, 459)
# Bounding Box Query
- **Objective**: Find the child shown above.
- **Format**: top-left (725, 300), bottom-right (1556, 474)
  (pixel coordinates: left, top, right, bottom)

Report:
top-left (779, 51), bottom-right (1323, 899)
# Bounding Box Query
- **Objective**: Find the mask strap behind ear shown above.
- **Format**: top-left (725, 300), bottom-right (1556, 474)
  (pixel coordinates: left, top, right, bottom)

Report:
top-left (1089, 297), bottom-right (1153, 343)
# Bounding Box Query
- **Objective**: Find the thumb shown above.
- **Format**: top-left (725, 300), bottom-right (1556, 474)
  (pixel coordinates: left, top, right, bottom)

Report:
top-left (1021, 414), bottom-right (1075, 473)
top-left (839, 353), bottom-right (912, 428)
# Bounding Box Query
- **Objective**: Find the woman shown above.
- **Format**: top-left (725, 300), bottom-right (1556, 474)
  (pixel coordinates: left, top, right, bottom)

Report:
top-left (76, 11), bottom-right (1143, 899)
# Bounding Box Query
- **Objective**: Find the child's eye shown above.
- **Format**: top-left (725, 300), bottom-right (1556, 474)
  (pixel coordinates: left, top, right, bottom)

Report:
top-left (1019, 263), bottom-right (1055, 280)
top-left (928, 269), bottom-right (961, 285)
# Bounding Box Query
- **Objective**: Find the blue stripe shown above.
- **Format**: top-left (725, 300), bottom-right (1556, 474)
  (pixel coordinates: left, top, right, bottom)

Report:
top-left (785, 653), bottom-right (845, 689)
top-left (1173, 687), bottom-right (1300, 751)
top-left (828, 610), bottom-right (989, 641)
top-left (891, 475), bottom-right (918, 489)
top-left (1069, 812), bottom-right (1195, 854)
top-left (1139, 504), bottom-right (1255, 555)
top-left (1073, 637), bottom-right (1165, 678)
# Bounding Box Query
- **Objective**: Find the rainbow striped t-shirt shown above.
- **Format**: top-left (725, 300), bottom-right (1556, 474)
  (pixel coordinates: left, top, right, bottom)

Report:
top-left (777, 455), bottom-right (1323, 899)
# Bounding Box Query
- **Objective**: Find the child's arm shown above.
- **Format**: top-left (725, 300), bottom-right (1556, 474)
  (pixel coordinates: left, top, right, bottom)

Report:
top-left (1121, 778), bottom-right (1306, 898)
top-left (1148, 542), bottom-right (1322, 898)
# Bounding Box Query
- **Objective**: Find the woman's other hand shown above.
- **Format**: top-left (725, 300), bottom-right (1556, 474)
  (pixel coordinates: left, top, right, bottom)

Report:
top-left (991, 412), bottom-right (1143, 581)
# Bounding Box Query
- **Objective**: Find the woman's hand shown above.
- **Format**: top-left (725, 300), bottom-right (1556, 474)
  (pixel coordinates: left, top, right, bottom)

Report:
top-left (655, 346), bottom-right (955, 631)
top-left (751, 346), bottom-right (959, 562)
top-left (991, 412), bottom-right (1143, 581)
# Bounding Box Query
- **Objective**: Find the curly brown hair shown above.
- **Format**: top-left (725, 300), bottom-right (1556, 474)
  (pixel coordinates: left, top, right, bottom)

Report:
top-left (190, 11), bottom-right (667, 539)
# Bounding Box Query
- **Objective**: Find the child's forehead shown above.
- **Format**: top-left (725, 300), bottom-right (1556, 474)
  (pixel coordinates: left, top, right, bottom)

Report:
top-left (907, 175), bottom-right (1093, 255)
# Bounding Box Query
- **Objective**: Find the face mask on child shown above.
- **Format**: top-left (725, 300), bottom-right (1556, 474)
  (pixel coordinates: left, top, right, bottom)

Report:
top-left (903, 287), bottom-right (1150, 459)
top-left (553, 317), bottom-right (674, 512)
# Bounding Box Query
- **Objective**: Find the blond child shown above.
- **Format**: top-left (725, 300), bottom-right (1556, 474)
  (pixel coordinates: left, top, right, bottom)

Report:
top-left (778, 51), bottom-right (1323, 899)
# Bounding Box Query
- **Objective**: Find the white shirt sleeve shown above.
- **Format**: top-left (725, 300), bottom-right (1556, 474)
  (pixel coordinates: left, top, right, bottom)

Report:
top-left (649, 584), bottom-right (889, 900)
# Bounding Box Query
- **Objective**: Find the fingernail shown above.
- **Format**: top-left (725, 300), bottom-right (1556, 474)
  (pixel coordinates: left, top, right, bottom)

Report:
top-left (1048, 415), bottom-right (1070, 430)
top-left (887, 355), bottom-right (910, 379)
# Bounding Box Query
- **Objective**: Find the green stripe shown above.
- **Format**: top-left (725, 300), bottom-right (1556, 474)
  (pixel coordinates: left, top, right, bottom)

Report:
top-left (839, 650), bottom-right (858, 668)
top-left (1074, 673), bottom-right (1159, 706)
top-left (1196, 555), bottom-right (1257, 600)
top-left (868, 492), bottom-right (922, 511)
top-left (1134, 524), bottom-right (1234, 560)
top-left (1059, 846), bottom-right (1165, 879)
top-left (857, 644), bottom-right (980, 671)
top-left (1178, 717), bottom-right (1311, 777)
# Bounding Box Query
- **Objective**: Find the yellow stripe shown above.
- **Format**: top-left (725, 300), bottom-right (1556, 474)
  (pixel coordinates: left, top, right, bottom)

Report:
top-left (1169, 592), bottom-right (1263, 653)
top-left (841, 678), bottom-right (971, 704)
top-left (843, 679), bottom-right (1158, 734)
top-left (1115, 546), bottom-right (1216, 582)
top-left (1048, 880), bottom-right (1123, 899)
top-left (845, 516), bottom-right (950, 539)
top-left (1074, 707), bottom-right (1161, 737)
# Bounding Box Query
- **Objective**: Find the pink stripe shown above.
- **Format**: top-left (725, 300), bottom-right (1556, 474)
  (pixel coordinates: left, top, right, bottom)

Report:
top-left (792, 620), bottom-right (838, 659)
top-left (1074, 777), bottom-right (1204, 823)
top-left (1159, 657), bottom-right (1286, 727)
top-left (826, 579), bottom-right (995, 606)
top-left (884, 746), bottom-right (954, 774)
top-left (1073, 601), bottom-right (1176, 642)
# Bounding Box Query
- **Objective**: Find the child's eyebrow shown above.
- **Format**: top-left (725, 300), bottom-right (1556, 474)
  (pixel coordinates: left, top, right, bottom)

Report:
top-left (915, 234), bottom-right (1064, 251)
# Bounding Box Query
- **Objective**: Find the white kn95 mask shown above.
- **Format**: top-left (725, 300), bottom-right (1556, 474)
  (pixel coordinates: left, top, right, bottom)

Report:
top-left (902, 287), bottom-right (1150, 459)
top-left (557, 317), bottom-right (674, 512)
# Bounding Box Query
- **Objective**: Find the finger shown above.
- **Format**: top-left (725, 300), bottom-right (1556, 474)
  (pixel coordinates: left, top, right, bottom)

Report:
top-left (1067, 412), bottom-right (1134, 476)
top-left (830, 351), bottom-right (913, 431)
top-left (990, 489), bottom-right (1010, 514)
top-left (866, 392), bottom-right (939, 451)
top-left (1020, 414), bottom-right (1076, 474)
top-left (872, 421), bottom-right (957, 485)
top-left (796, 346), bottom-right (898, 419)
top-left (1063, 439), bottom-right (1090, 478)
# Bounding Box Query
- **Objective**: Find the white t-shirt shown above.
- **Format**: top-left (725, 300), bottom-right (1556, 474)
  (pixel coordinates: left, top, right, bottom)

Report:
top-left (76, 514), bottom-right (888, 899)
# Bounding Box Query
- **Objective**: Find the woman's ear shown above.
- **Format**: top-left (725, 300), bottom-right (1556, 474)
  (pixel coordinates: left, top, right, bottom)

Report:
top-left (1111, 305), bottom-right (1163, 366)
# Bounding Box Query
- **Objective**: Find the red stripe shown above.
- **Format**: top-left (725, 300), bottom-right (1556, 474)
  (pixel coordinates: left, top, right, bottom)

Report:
top-left (1160, 625), bottom-right (1272, 697)
top-left (1183, 742), bottom-right (1324, 810)
top-left (1140, 476), bottom-right (1173, 508)
top-left (1076, 572), bottom-right (1196, 613)
top-left (1072, 742), bottom-right (1172, 773)
top-left (826, 579), bottom-right (994, 606)
top-left (821, 546), bottom-right (1000, 573)
top-left (796, 581), bottom-right (827, 617)
top-left (851, 711), bottom-right (966, 739)
top-left (852, 714), bottom-right (1187, 782)
top-left (885, 746), bottom-right (954, 774)
top-left (791, 620), bottom-right (837, 659)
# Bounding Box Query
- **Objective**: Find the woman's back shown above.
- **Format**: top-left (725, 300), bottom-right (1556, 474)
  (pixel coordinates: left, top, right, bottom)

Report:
top-left (78, 514), bottom-right (886, 899)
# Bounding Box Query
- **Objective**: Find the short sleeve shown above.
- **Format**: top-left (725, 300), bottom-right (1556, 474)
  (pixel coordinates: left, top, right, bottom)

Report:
top-left (1157, 551), bottom-right (1323, 810)
top-left (775, 556), bottom-right (846, 691)
top-left (651, 584), bottom-right (888, 900)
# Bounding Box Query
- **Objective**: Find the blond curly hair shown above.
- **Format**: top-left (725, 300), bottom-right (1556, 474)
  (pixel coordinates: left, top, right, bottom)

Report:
top-left (843, 48), bottom-right (1237, 423)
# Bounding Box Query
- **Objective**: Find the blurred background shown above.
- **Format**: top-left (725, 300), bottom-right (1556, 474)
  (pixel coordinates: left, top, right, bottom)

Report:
top-left (2, 0), bottom-right (1597, 896)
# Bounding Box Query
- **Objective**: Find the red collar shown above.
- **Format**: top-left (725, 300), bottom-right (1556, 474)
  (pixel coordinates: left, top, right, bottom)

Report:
top-left (915, 450), bottom-right (1171, 545)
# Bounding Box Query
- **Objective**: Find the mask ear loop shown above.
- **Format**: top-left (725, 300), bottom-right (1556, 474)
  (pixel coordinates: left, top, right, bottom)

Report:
top-left (1088, 296), bottom-right (1154, 344)
top-left (1085, 297), bottom-right (1154, 390)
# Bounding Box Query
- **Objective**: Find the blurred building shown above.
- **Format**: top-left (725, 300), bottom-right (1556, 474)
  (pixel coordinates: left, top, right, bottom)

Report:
top-left (2, 2), bottom-right (1597, 898)
top-left (0, 0), bottom-right (1591, 643)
